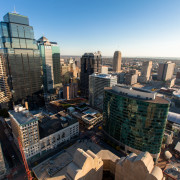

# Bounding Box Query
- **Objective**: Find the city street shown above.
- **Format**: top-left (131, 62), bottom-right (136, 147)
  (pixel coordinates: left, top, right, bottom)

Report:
top-left (0, 118), bottom-right (27, 180)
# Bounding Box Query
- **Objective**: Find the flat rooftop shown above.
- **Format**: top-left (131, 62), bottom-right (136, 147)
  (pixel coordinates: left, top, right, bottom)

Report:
top-left (105, 87), bottom-right (169, 104)
top-left (90, 73), bottom-right (117, 79)
top-left (38, 113), bottom-right (77, 139)
top-left (32, 141), bottom-right (102, 180)
top-left (8, 110), bottom-right (38, 125)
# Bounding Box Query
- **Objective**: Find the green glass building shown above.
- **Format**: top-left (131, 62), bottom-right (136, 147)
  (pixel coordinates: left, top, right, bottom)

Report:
top-left (103, 85), bottom-right (170, 160)
top-left (37, 36), bottom-right (61, 93)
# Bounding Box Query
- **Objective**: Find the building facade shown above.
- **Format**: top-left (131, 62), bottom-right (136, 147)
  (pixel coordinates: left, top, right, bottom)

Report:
top-left (0, 53), bottom-right (11, 108)
top-left (38, 36), bottom-right (61, 92)
top-left (157, 62), bottom-right (175, 81)
top-left (103, 85), bottom-right (170, 160)
top-left (9, 105), bottom-right (79, 160)
top-left (80, 52), bottom-right (102, 97)
top-left (113, 51), bottom-right (121, 73)
top-left (63, 83), bottom-right (78, 100)
top-left (89, 73), bottom-right (117, 110)
top-left (0, 13), bottom-right (42, 106)
top-left (139, 61), bottom-right (152, 83)
top-left (0, 142), bottom-right (6, 178)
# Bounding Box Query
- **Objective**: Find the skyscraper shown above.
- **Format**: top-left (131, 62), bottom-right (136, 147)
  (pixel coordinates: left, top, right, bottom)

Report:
top-left (37, 36), bottom-right (61, 92)
top-left (80, 52), bottom-right (102, 97)
top-left (0, 53), bottom-right (11, 108)
top-left (103, 84), bottom-right (169, 160)
top-left (89, 73), bottom-right (117, 110)
top-left (157, 61), bottom-right (175, 81)
top-left (113, 51), bottom-right (121, 73)
top-left (0, 13), bottom-right (42, 107)
top-left (139, 61), bottom-right (152, 83)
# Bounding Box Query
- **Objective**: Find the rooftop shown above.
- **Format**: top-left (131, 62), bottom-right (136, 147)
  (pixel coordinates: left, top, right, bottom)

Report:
top-left (105, 86), bottom-right (169, 104)
top-left (38, 113), bottom-right (77, 139)
top-left (8, 109), bottom-right (38, 125)
top-left (32, 141), bottom-right (102, 180)
top-left (90, 73), bottom-right (117, 79)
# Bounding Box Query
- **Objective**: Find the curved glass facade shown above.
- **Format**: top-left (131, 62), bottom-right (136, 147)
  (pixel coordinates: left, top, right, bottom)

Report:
top-left (103, 89), bottom-right (169, 155)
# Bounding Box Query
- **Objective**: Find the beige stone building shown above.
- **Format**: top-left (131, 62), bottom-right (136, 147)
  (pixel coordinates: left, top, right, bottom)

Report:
top-left (115, 152), bottom-right (164, 180)
top-left (113, 51), bottom-right (121, 73)
top-left (158, 61), bottom-right (175, 81)
top-left (66, 148), bottom-right (103, 180)
top-left (139, 61), bottom-right (152, 83)
top-left (33, 140), bottom-right (165, 180)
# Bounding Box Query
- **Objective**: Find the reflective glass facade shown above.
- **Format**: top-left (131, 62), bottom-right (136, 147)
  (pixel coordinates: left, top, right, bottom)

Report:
top-left (0, 13), bottom-right (42, 105)
top-left (38, 37), bottom-right (61, 92)
top-left (80, 52), bottom-right (102, 97)
top-left (103, 89), bottom-right (169, 155)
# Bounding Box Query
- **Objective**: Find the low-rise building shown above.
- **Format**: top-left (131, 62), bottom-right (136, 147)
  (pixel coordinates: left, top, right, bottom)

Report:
top-left (9, 105), bottom-right (79, 160)
top-left (32, 141), bottom-right (165, 180)
top-left (72, 107), bottom-right (103, 129)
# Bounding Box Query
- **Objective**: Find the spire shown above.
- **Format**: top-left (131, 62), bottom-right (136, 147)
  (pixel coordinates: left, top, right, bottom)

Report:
top-left (12, 5), bottom-right (18, 14)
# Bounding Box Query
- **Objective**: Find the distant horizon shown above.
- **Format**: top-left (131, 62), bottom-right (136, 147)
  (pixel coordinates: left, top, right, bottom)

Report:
top-left (61, 55), bottom-right (180, 59)
top-left (1, 0), bottom-right (180, 57)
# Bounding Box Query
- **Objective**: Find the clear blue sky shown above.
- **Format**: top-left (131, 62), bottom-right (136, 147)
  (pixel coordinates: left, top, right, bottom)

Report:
top-left (1, 0), bottom-right (180, 57)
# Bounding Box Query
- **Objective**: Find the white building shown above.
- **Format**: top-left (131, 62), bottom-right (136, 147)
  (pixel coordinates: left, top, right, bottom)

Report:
top-left (9, 105), bottom-right (79, 160)
top-left (89, 73), bottom-right (117, 110)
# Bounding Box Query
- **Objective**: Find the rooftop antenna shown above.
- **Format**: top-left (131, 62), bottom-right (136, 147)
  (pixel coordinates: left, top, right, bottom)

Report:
top-left (12, 5), bottom-right (18, 14)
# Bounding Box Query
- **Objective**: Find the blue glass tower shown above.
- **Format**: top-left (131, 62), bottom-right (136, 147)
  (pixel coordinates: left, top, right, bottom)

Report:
top-left (0, 13), bottom-right (43, 108)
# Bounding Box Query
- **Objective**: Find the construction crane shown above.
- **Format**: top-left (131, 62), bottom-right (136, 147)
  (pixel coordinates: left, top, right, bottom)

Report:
top-left (18, 137), bottom-right (33, 180)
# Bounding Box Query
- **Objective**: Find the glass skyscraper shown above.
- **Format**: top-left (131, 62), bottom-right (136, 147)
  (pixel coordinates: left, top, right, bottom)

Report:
top-left (0, 13), bottom-right (42, 107)
top-left (37, 36), bottom-right (61, 93)
top-left (80, 52), bottom-right (102, 98)
top-left (103, 85), bottom-right (170, 160)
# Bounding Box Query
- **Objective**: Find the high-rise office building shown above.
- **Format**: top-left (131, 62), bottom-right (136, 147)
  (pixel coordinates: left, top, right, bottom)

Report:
top-left (113, 51), bottom-right (121, 73)
top-left (80, 52), bottom-right (102, 97)
top-left (0, 13), bottom-right (42, 106)
top-left (38, 36), bottom-right (61, 92)
top-left (103, 84), bottom-right (169, 160)
top-left (63, 83), bottom-right (78, 100)
top-left (139, 61), bottom-right (152, 83)
top-left (157, 62), bottom-right (175, 81)
top-left (0, 53), bottom-right (11, 108)
top-left (89, 73), bottom-right (117, 110)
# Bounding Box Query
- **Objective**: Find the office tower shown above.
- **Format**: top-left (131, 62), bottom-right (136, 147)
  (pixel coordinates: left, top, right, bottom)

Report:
top-left (0, 53), bottom-right (11, 108)
top-left (124, 70), bottom-right (138, 85)
top-left (0, 13), bottom-right (42, 106)
top-left (176, 72), bottom-right (180, 84)
top-left (63, 83), bottom-right (78, 100)
top-left (80, 52), bottom-right (102, 97)
top-left (101, 66), bottom-right (108, 74)
top-left (38, 36), bottom-right (61, 92)
top-left (141, 61), bottom-right (152, 81)
top-left (0, 142), bottom-right (6, 177)
top-left (89, 73), bottom-right (117, 110)
top-left (157, 61), bottom-right (175, 81)
top-left (103, 84), bottom-right (169, 160)
top-left (113, 51), bottom-right (121, 73)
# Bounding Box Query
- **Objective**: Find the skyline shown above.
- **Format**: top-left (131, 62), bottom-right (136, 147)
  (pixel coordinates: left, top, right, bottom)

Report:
top-left (1, 0), bottom-right (180, 57)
